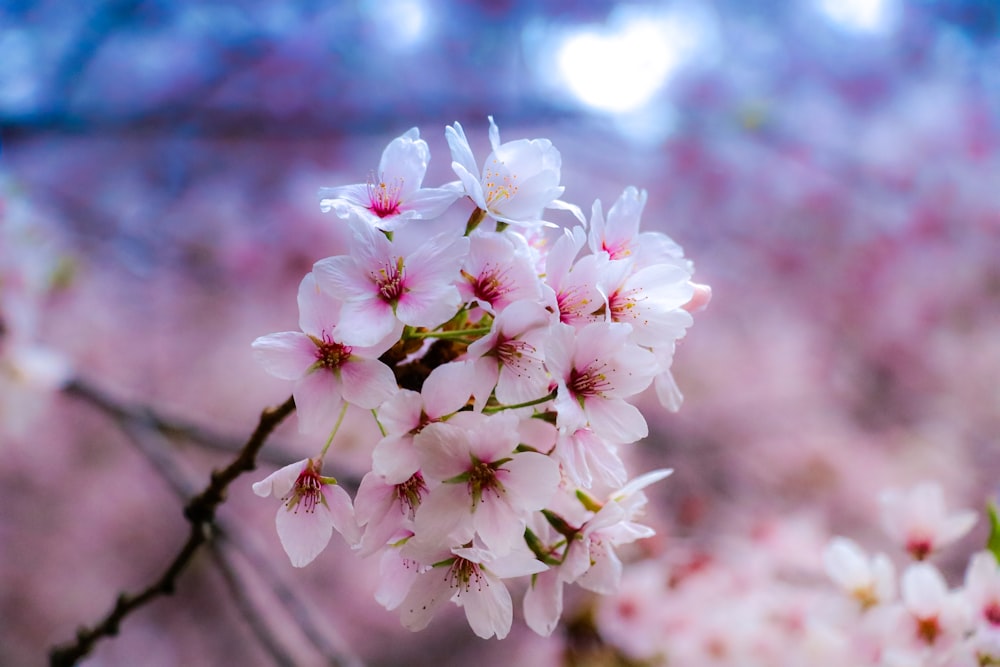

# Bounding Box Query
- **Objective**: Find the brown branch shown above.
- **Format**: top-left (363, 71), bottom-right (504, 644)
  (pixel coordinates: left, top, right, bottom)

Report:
top-left (91, 395), bottom-right (361, 665)
top-left (48, 394), bottom-right (296, 667)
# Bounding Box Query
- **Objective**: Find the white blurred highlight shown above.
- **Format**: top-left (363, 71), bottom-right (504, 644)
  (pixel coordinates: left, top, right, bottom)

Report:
top-left (549, 4), bottom-right (717, 114)
top-left (817, 0), bottom-right (900, 34)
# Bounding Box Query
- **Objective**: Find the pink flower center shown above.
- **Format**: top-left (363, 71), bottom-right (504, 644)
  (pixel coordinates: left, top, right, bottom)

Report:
top-left (463, 264), bottom-right (509, 306)
top-left (285, 461), bottom-right (324, 514)
top-left (556, 286), bottom-right (595, 324)
top-left (985, 601), bottom-right (1000, 626)
top-left (906, 536), bottom-right (933, 561)
top-left (568, 362), bottom-right (611, 399)
top-left (367, 173), bottom-right (403, 218)
top-left (395, 472), bottom-right (428, 519)
top-left (374, 256), bottom-right (406, 304)
top-left (602, 239), bottom-right (632, 260)
top-left (608, 287), bottom-right (641, 324)
top-left (314, 333), bottom-right (352, 371)
top-left (496, 337), bottom-right (536, 372)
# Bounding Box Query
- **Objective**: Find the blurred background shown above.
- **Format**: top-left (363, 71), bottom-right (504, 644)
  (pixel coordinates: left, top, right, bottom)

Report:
top-left (2, 0), bottom-right (1000, 665)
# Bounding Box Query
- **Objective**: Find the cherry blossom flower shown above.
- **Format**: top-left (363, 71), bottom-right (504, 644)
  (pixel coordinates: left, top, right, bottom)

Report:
top-left (313, 214), bottom-right (469, 347)
top-left (446, 116), bottom-right (583, 227)
top-left (354, 470), bottom-right (428, 557)
top-left (546, 321), bottom-right (658, 443)
top-left (598, 257), bottom-right (694, 349)
top-left (541, 226), bottom-right (605, 328)
top-left (412, 411), bottom-right (561, 554)
top-left (523, 469), bottom-right (671, 636)
top-left (587, 187), bottom-right (687, 267)
top-left (369, 362), bottom-right (477, 482)
top-left (889, 562), bottom-right (972, 657)
top-left (252, 458), bottom-right (360, 567)
top-left (398, 540), bottom-right (548, 639)
top-left (963, 551), bottom-right (1000, 633)
top-left (251, 272), bottom-right (398, 435)
top-left (319, 127), bottom-right (461, 231)
top-left (879, 482), bottom-right (977, 560)
top-left (457, 232), bottom-right (541, 313)
top-left (458, 299), bottom-right (554, 410)
top-left (551, 427), bottom-right (627, 489)
top-left (824, 536), bottom-right (896, 609)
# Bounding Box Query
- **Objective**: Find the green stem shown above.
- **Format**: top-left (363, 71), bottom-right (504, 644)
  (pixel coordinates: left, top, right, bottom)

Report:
top-left (464, 207), bottom-right (488, 235)
top-left (371, 408), bottom-right (387, 437)
top-left (406, 327), bottom-right (492, 340)
top-left (319, 402), bottom-right (349, 458)
top-left (483, 389), bottom-right (558, 414)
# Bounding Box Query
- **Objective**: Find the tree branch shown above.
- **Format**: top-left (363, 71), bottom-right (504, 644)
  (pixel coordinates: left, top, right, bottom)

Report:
top-left (48, 394), bottom-right (296, 667)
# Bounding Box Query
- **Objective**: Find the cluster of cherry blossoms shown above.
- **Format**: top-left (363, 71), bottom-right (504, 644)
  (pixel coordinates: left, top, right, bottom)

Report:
top-left (594, 481), bottom-right (997, 667)
top-left (250, 118), bottom-right (710, 639)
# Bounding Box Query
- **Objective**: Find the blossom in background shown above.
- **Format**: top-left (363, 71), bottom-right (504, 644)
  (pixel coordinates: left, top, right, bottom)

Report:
top-left (824, 536), bottom-right (896, 609)
top-left (313, 214), bottom-right (469, 347)
top-left (252, 458), bottom-right (359, 567)
top-left (251, 272), bottom-right (398, 435)
top-left (963, 551), bottom-right (1000, 633)
top-left (319, 127), bottom-right (462, 230)
top-left (446, 116), bottom-right (583, 227)
top-left (879, 482), bottom-right (977, 560)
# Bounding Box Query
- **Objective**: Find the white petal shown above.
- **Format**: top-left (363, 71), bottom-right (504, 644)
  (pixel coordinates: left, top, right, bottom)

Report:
top-left (275, 502), bottom-right (335, 568)
top-left (252, 459), bottom-right (309, 499)
top-left (400, 566), bottom-right (454, 631)
top-left (523, 570), bottom-right (563, 637)
top-left (324, 483), bottom-right (361, 547)
top-left (297, 272), bottom-right (341, 337)
top-left (252, 332), bottom-right (316, 381)
top-left (379, 127), bottom-right (429, 188)
top-left (459, 572), bottom-right (513, 639)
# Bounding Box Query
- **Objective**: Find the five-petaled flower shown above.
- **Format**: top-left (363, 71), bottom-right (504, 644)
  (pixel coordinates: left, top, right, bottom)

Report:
top-left (319, 127), bottom-right (462, 231)
top-left (251, 272), bottom-right (398, 435)
top-left (252, 458), bottom-right (360, 568)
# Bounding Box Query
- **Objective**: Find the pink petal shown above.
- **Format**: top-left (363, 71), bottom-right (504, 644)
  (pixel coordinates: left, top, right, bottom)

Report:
top-left (523, 570), bottom-right (563, 637)
top-left (297, 272), bottom-right (341, 337)
top-left (252, 332), bottom-right (316, 381)
top-left (458, 572), bottom-right (513, 640)
top-left (252, 458), bottom-right (309, 499)
top-left (400, 565), bottom-right (453, 632)
top-left (324, 483), bottom-right (361, 547)
top-left (293, 371), bottom-right (344, 436)
top-left (339, 357), bottom-right (397, 409)
top-left (275, 502), bottom-right (334, 568)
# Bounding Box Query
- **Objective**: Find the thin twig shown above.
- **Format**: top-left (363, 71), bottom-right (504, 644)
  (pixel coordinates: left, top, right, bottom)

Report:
top-left (207, 539), bottom-right (298, 667)
top-left (216, 522), bottom-right (365, 667)
top-left (47, 394), bottom-right (296, 667)
top-left (63, 377), bottom-right (297, 467)
top-left (96, 404), bottom-right (363, 666)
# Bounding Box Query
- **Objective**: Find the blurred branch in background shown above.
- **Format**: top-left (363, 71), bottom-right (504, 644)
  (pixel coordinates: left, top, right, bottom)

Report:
top-left (48, 393), bottom-right (297, 667)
